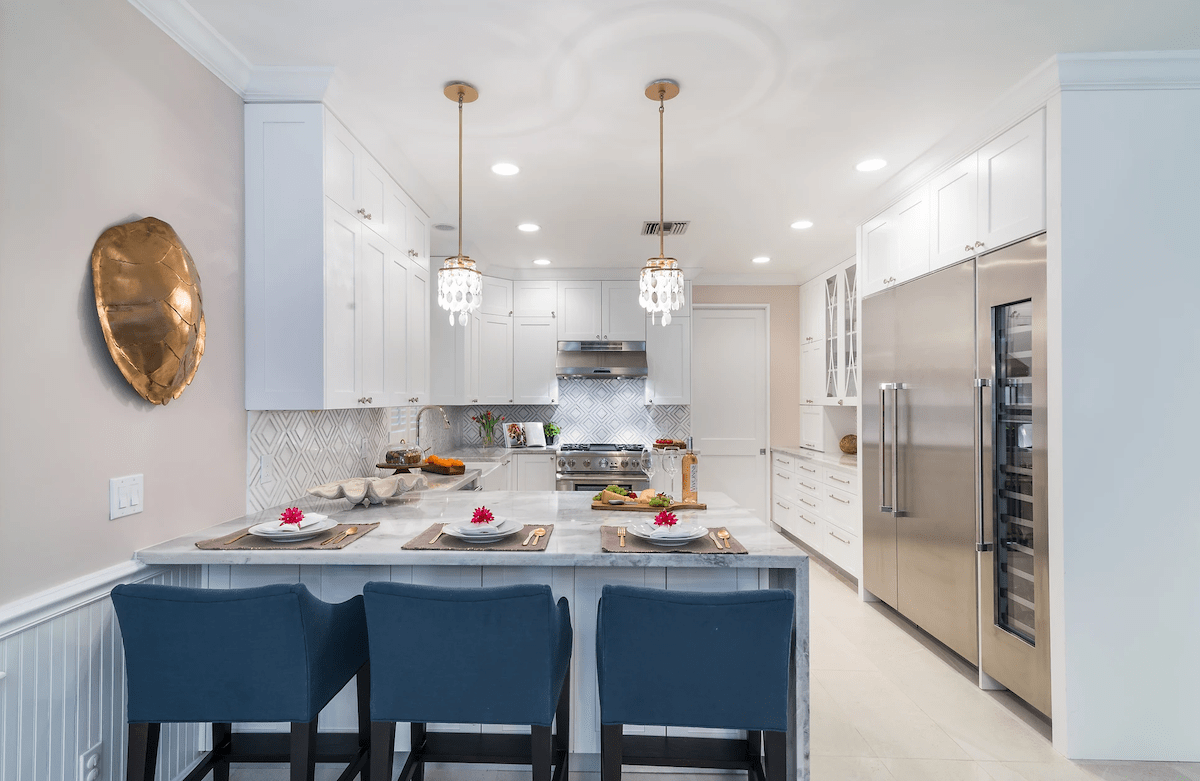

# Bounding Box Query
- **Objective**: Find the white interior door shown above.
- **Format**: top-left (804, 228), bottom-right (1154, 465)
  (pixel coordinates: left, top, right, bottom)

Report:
top-left (691, 306), bottom-right (769, 517)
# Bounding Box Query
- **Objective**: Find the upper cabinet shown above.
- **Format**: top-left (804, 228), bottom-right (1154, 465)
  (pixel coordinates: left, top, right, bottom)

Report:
top-left (601, 281), bottom-right (647, 341)
top-left (482, 277), bottom-right (514, 316)
top-left (513, 317), bottom-right (558, 404)
top-left (800, 279), bottom-right (824, 345)
top-left (513, 281), bottom-right (557, 318)
top-left (863, 109), bottom-right (1045, 298)
top-left (244, 103), bottom-right (430, 410)
top-left (645, 316), bottom-right (690, 405)
top-left (801, 257), bottom-right (859, 406)
top-left (557, 280), bottom-right (648, 341)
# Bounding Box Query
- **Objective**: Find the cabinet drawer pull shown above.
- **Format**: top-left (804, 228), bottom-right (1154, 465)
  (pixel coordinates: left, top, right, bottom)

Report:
top-left (799, 498), bottom-right (817, 508)
top-left (799, 514), bottom-right (816, 525)
top-left (798, 465), bottom-right (817, 473)
top-left (775, 457), bottom-right (791, 466)
top-left (829, 493), bottom-right (851, 504)
top-left (829, 531), bottom-right (850, 544)
top-left (799, 481), bottom-right (816, 491)
top-left (776, 501), bottom-right (790, 510)
top-left (829, 474), bottom-right (850, 485)
top-left (775, 472), bottom-right (790, 480)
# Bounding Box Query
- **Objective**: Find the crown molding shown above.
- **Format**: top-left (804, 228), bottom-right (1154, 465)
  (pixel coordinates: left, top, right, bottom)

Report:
top-left (693, 273), bottom-right (800, 286)
top-left (127, 0), bottom-right (332, 100)
top-left (1058, 50), bottom-right (1200, 91)
top-left (468, 264), bottom-right (705, 282)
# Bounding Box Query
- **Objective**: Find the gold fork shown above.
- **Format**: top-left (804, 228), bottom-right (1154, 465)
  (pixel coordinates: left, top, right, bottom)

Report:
top-left (618, 527), bottom-right (626, 548)
top-left (322, 526), bottom-right (358, 546)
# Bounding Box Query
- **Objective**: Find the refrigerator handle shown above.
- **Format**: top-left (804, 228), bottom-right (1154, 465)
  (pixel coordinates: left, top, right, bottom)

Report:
top-left (892, 383), bottom-right (906, 517)
top-left (974, 378), bottom-right (993, 552)
top-left (879, 383), bottom-right (893, 513)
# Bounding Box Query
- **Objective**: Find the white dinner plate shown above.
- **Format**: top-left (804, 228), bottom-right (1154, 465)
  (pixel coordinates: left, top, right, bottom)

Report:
top-left (441, 518), bottom-right (522, 543)
top-left (626, 522), bottom-right (709, 547)
top-left (249, 515), bottom-right (337, 542)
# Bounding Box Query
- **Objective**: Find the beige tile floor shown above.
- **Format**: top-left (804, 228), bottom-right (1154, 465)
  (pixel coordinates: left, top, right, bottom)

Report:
top-left (808, 559), bottom-right (1200, 781)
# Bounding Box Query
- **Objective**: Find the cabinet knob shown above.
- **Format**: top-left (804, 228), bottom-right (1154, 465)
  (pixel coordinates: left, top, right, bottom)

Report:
top-left (975, 241), bottom-right (985, 248)
top-left (357, 208), bottom-right (373, 220)
top-left (509, 310), bottom-right (513, 315)
top-left (551, 311), bottom-right (555, 318)
top-left (509, 399), bottom-right (513, 403)
top-left (838, 399), bottom-right (844, 405)
top-left (965, 244), bottom-right (973, 252)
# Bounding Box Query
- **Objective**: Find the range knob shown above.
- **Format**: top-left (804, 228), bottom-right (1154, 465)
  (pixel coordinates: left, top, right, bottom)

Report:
top-left (583, 459), bottom-right (591, 468)
top-left (619, 459), bottom-right (628, 468)
top-left (599, 458), bottom-right (610, 469)
top-left (557, 458), bottom-right (566, 469)
top-left (569, 459), bottom-right (577, 468)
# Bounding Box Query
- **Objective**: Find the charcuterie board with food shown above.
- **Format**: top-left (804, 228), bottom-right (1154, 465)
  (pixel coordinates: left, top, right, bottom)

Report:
top-left (589, 487), bottom-right (706, 512)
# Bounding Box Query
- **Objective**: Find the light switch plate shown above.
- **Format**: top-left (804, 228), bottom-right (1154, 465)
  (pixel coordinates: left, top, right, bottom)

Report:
top-left (259, 454), bottom-right (275, 485)
top-left (109, 475), bottom-right (143, 520)
top-left (79, 741), bottom-right (102, 781)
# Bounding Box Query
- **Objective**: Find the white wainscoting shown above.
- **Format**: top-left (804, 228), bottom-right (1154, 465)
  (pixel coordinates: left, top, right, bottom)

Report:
top-left (0, 561), bottom-right (202, 781)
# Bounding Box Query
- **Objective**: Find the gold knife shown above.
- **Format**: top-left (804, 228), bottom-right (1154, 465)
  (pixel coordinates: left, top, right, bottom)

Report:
top-left (708, 531), bottom-right (722, 550)
top-left (225, 530), bottom-right (250, 546)
top-left (522, 528), bottom-right (538, 546)
top-left (429, 525), bottom-right (446, 544)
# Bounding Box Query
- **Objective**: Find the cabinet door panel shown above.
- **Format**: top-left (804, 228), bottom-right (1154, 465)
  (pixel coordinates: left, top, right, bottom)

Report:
top-left (407, 265), bottom-right (429, 403)
top-left (324, 116), bottom-right (361, 214)
top-left (800, 406), bottom-right (823, 452)
top-left (513, 281), bottom-right (557, 317)
top-left (800, 342), bottom-right (823, 406)
top-left (931, 157), bottom-right (978, 269)
top-left (515, 453), bottom-right (556, 491)
top-left (513, 317), bottom-right (558, 404)
top-left (325, 204), bottom-right (360, 407)
top-left (645, 316), bottom-right (689, 405)
top-left (601, 281), bottom-right (646, 341)
top-left (385, 181), bottom-right (409, 252)
top-left (482, 277), bottom-right (514, 316)
top-left (800, 279), bottom-right (824, 345)
top-left (406, 208), bottom-right (429, 263)
top-left (359, 234), bottom-right (388, 404)
top-left (557, 281), bottom-right (603, 341)
top-left (382, 255), bottom-right (409, 405)
top-left (860, 215), bottom-right (895, 297)
top-left (894, 187), bottom-right (931, 282)
top-left (978, 110), bottom-right (1045, 250)
top-left (479, 315), bottom-right (513, 404)
top-left (361, 158), bottom-right (389, 239)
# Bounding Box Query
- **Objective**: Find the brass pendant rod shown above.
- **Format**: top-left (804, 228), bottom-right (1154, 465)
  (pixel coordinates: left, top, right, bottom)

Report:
top-left (659, 91), bottom-right (665, 260)
top-left (458, 93), bottom-right (464, 261)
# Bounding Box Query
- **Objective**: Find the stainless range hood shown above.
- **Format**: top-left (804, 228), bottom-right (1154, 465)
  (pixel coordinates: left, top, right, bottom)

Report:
top-left (556, 341), bottom-right (647, 378)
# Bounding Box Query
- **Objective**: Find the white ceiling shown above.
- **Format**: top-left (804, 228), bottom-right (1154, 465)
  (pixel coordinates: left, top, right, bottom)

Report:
top-left (186, 0), bottom-right (1200, 281)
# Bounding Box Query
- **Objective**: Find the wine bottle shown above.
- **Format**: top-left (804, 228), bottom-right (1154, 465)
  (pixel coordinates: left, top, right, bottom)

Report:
top-left (682, 437), bottom-right (698, 503)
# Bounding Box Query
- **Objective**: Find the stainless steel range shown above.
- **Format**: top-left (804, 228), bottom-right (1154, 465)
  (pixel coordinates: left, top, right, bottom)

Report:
top-left (555, 444), bottom-right (650, 493)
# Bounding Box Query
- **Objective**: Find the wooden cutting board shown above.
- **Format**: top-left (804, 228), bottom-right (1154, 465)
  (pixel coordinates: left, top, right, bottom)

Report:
top-left (591, 501), bottom-right (707, 512)
top-left (420, 462), bottom-right (466, 475)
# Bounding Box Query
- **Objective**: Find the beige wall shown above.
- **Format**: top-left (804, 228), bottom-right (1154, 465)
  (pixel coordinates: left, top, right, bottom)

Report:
top-left (0, 0), bottom-right (245, 602)
top-left (691, 286), bottom-right (800, 445)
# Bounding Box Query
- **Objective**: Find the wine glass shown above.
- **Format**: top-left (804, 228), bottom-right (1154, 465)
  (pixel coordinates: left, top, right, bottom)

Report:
top-left (641, 447), bottom-right (657, 491)
top-left (662, 452), bottom-right (679, 499)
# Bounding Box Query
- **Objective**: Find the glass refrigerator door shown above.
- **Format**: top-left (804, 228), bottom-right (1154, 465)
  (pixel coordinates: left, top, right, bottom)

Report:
top-left (992, 301), bottom-right (1036, 644)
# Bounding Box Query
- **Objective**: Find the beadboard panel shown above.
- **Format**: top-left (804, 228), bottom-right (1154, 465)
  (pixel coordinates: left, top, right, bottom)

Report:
top-left (0, 564), bottom-right (202, 781)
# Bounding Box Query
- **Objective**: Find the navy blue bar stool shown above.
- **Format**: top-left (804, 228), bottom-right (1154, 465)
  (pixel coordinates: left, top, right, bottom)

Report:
top-left (111, 583), bottom-right (370, 781)
top-left (596, 585), bottom-right (795, 781)
top-left (363, 582), bottom-right (572, 781)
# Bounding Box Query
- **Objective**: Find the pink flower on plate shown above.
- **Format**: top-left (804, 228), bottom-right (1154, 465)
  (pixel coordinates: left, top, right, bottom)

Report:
top-left (653, 511), bottom-right (678, 527)
top-left (279, 507), bottom-right (304, 526)
top-left (472, 506), bottom-right (495, 524)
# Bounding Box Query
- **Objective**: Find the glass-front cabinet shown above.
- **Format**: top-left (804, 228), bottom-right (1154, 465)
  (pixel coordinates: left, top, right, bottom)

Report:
top-left (808, 256), bottom-right (859, 405)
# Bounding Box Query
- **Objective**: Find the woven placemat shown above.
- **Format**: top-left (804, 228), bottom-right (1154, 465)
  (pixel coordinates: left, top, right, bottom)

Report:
top-left (600, 525), bottom-right (747, 554)
top-left (402, 523), bottom-right (554, 551)
top-left (196, 523), bottom-right (378, 550)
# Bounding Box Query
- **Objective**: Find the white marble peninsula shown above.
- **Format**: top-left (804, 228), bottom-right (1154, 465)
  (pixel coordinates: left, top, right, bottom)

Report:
top-left (137, 490), bottom-right (811, 779)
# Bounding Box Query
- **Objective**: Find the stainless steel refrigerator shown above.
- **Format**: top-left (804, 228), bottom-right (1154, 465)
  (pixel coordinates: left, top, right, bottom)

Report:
top-left (862, 234), bottom-right (1051, 716)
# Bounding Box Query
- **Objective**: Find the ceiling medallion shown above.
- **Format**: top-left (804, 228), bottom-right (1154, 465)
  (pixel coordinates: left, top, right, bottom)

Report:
top-left (639, 79), bottom-right (685, 326)
top-left (437, 81), bottom-right (483, 326)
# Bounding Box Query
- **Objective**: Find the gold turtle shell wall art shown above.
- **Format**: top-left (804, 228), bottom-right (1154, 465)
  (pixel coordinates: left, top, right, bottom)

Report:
top-left (90, 217), bottom-right (205, 405)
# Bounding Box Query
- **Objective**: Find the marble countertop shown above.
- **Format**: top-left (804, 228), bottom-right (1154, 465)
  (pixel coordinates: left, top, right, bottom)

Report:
top-left (137, 491), bottom-right (808, 569)
top-left (439, 446), bottom-right (556, 462)
top-left (772, 445), bottom-right (858, 470)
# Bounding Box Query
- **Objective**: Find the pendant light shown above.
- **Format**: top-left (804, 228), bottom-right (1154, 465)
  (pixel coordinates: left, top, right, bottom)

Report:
top-left (639, 79), bottom-right (685, 326)
top-left (437, 81), bottom-right (483, 326)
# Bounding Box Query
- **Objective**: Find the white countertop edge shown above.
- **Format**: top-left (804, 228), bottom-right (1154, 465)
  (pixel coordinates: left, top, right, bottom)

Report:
top-left (772, 445), bottom-right (858, 470)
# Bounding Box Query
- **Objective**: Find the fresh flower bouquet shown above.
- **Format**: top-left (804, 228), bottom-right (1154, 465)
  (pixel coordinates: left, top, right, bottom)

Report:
top-left (472, 409), bottom-right (505, 447)
top-left (471, 506), bottom-right (495, 525)
top-left (506, 422), bottom-right (527, 448)
top-left (653, 510), bottom-right (678, 527)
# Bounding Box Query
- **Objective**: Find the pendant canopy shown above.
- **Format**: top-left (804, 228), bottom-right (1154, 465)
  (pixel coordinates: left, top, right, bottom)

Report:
top-left (437, 82), bottom-right (482, 325)
top-left (638, 79), bottom-right (685, 326)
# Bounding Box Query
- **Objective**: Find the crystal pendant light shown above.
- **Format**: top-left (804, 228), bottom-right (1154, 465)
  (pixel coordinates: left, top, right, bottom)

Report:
top-left (639, 79), bottom-right (685, 326)
top-left (437, 82), bottom-right (483, 326)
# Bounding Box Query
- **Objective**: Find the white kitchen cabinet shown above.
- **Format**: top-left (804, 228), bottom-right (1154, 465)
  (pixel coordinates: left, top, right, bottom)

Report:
top-left (800, 279), bottom-right (824, 346)
top-left (479, 455), bottom-right (515, 491)
top-left (430, 305), bottom-right (480, 405)
top-left (244, 102), bottom-right (431, 410)
top-left (482, 277), bottom-right (514, 316)
top-left (601, 281), bottom-right (647, 341)
top-left (861, 187), bottom-right (930, 298)
top-left (406, 263), bottom-right (429, 404)
top-left (977, 109), bottom-right (1045, 251)
top-left (770, 449), bottom-right (860, 577)
top-left (800, 342), bottom-right (823, 406)
top-left (557, 281), bottom-right (603, 341)
top-left (513, 281), bottom-right (557, 318)
top-left (513, 317), bottom-right (558, 404)
top-left (645, 316), bottom-right (689, 405)
top-left (515, 452), bottom-right (556, 491)
top-left (478, 313), bottom-right (514, 404)
top-left (930, 155), bottom-right (979, 268)
top-left (800, 407), bottom-right (824, 452)
top-left (859, 212), bottom-right (895, 298)
top-left (817, 257), bottom-right (859, 405)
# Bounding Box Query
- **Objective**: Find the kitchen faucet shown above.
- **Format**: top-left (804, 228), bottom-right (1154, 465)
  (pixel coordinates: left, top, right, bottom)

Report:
top-left (416, 405), bottom-right (450, 450)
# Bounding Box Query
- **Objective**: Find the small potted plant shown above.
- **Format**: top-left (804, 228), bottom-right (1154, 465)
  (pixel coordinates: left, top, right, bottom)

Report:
top-left (471, 410), bottom-right (505, 447)
top-left (543, 422), bottom-right (561, 446)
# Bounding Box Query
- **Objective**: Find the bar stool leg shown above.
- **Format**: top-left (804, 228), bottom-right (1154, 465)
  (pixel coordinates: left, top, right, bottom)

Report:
top-left (553, 666), bottom-right (571, 777)
top-left (532, 724), bottom-right (552, 781)
top-left (370, 722), bottom-right (395, 781)
top-left (600, 723), bottom-right (622, 781)
top-left (410, 722), bottom-right (426, 781)
top-left (763, 730), bottom-right (786, 781)
top-left (290, 716), bottom-right (319, 781)
top-left (212, 723), bottom-right (232, 781)
top-left (356, 663), bottom-right (371, 781)
top-left (126, 723), bottom-right (160, 781)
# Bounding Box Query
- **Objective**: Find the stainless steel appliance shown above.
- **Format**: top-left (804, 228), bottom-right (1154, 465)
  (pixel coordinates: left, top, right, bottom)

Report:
top-left (863, 234), bottom-right (1050, 716)
top-left (556, 341), bottom-right (647, 378)
top-left (555, 443), bottom-right (651, 493)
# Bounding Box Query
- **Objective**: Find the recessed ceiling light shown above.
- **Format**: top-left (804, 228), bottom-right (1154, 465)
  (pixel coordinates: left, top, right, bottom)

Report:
top-left (790, 220), bottom-right (813, 230)
top-left (856, 159), bottom-right (887, 172)
top-left (518, 223), bottom-right (540, 232)
top-left (491, 162), bottom-right (519, 176)
top-left (752, 257), bottom-right (771, 264)
top-left (533, 259), bottom-right (551, 266)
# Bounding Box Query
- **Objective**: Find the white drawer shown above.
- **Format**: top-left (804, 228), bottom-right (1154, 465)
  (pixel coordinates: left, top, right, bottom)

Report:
top-left (794, 473), bottom-right (821, 500)
top-left (794, 490), bottom-right (823, 518)
top-left (772, 467), bottom-right (796, 496)
top-left (824, 486), bottom-right (858, 534)
top-left (822, 520), bottom-right (860, 577)
top-left (793, 506), bottom-right (823, 553)
top-left (794, 459), bottom-right (820, 479)
top-left (771, 494), bottom-right (796, 534)
top-left (772, 452), bottom-right (795, 472)
top-left (823, 466), bottom-right (857, 495)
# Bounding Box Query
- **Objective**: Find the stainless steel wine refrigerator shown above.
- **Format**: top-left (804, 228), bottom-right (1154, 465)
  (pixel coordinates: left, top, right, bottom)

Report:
top-left (862, 233), bottom-right (1051, 716)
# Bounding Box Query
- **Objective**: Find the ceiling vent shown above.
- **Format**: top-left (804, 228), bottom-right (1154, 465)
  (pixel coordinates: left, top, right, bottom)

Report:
top-left (641, 220), bottom-right (689, 236)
